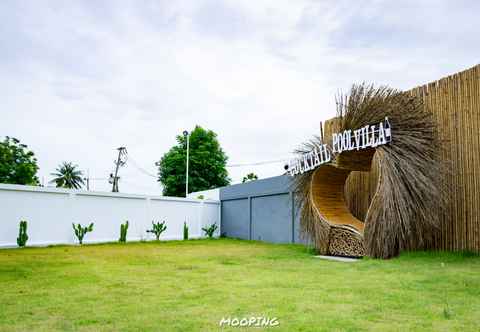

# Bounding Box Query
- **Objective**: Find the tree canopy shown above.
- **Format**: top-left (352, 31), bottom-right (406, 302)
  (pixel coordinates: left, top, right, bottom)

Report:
top-left (156, 126), bottom-right (230, 197)
top-left (0, 136), bottom-right (39, 185)
top-left (242, 173), bottom-right (258, 183)
top-left (50, 162), bottom-right (85, 189)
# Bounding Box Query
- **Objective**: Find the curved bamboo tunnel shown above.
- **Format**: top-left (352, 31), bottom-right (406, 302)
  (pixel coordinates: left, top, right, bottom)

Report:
top-left (310, 165), bottom-right (364, 232)
top-left (310, 165), bottom-right (367, 257)
top-left (297, 83), bottom-right (446, 258)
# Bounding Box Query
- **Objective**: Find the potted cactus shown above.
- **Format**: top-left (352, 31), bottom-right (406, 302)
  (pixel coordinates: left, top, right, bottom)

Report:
top-left (17, 220), bottom-right (29, 247)
top-left (72, 222), bottom-right (94, 245)
top-left (147, 220), bottom-right (167, 240)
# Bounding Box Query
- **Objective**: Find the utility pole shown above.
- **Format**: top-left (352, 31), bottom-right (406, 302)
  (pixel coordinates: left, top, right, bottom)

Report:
top-left (111, 147), bottom-right (127, 192)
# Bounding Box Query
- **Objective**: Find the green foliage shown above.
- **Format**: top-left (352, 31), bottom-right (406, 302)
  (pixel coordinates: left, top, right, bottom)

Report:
top-left (197, 195), bottom-right (204, 199)
top-left (72, 222), bottom-right (94, 244)
top-left (183, 221), bottom-right (189, 240)
top-left (443, 306), bottom-right (453, 319)
top-left (50, 162), bottom-right (84, 189)
top-left (202, 223), bottom-right (218, 238)
top-left (0, 136), bottom-right (39, 185)
top-left (156, 126), bottom-right (230, 197)
top-left (16, 220), bottom-right (28, 247)
top-left (119, 221), bottom-right (129, 243)
top-left (242, 172), bottom-right (258, 183)
top-left (440, 262), bottom-right (453, 319)
top-left (147, 220), bottom-right (167, 240)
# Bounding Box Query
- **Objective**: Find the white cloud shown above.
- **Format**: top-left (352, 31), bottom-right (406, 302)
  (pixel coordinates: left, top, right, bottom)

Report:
top-left (1, 0), bottom-right (478, 193)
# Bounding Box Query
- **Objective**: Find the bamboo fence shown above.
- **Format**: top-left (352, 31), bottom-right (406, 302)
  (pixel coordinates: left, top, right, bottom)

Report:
top-left (337, 64), bottom-right (480, 252)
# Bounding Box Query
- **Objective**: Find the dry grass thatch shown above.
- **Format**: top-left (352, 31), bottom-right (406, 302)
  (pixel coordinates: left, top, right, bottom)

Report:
top-left (293, 84), bottom-right (446, 258)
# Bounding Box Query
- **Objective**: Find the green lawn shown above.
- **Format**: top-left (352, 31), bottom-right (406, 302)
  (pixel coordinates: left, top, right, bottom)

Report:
top-left (0, 239), bottom-right (479, 331)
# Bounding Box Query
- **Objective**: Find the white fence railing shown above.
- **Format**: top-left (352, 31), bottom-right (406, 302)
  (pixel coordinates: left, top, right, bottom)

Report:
top-left (0, 183), bottom-right (220, 247)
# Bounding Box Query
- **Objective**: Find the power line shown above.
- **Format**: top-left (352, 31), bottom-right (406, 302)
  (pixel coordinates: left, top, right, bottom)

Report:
top-left (227, 158), bottom-right (290, 168)
top-left (127, 155), bottom-right (158, 178)
top-left (125, 149), bottom-right (291, 174)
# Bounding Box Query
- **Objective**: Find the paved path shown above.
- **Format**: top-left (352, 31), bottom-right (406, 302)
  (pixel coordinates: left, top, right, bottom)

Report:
top-left (314, 255), bottom-right (360, 262)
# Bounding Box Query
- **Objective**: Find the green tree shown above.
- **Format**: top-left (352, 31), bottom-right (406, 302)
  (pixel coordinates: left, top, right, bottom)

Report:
top-left (242, 173), bottom-right (258, 183)
top-left (0, 136), bottom-right (39, 185)
top-left (50, 162), bottom-right (84, 189)
top-left (156, 126), bottom-right (230, 197)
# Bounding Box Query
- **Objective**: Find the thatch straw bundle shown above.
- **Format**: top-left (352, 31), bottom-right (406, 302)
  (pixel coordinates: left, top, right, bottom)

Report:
top-left (293, 84), bottom-right (445, 258)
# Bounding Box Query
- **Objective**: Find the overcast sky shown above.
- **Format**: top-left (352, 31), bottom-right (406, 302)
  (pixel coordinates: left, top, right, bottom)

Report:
top-left (1, 0), bottom-right (478, 195)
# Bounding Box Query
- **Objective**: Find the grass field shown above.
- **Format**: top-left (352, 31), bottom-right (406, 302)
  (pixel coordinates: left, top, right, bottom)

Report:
top-left (0, 239), bottom-right (479, 331)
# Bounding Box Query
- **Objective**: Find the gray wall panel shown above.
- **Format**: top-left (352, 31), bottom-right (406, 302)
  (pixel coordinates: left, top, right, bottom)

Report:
top-left (251, 194), bottom-right (291, 243)
top-left (220, 176), bottom-right (293, 200)
top-left (293, 200), bottom-right (309, 244)
top-left (221, 198), bottom-right (250, 239)
top-left (220, 175), bottom-right (308, 245)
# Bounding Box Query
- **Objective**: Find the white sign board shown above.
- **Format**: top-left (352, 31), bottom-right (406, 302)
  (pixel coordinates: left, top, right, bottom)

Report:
top-left (286, 117), bottom-right (391, 176)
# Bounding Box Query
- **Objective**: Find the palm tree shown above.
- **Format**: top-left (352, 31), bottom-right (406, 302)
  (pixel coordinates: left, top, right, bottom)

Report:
top-left (50, 162), bottom-right (85, 189)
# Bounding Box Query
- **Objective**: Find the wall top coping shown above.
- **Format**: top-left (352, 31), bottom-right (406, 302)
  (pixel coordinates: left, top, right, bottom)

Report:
top-left (0, 183), bottom-right (220, 205)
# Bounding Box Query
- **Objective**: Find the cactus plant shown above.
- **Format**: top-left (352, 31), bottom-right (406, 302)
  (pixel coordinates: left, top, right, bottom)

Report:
top-left (72, 222), bottom-right (94, 244)
top-left (147, 220), bottom-right (167, 240)
top-left (202, 223), bottom-right (218, 239)
top-left (183, 221), bottom-right (189, 240)
top-left (119, 220), bottom-right (129, 243)
top-left (17, 220), bottom-right (29, 247)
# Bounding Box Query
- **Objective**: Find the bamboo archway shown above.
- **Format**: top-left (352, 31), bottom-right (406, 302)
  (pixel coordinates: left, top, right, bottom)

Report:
top-left (292, 84), bottom-right (444, 258)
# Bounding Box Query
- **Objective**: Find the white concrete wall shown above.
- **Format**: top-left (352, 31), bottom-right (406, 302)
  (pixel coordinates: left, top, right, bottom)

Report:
top-left (0, 183), bottom-right (221, 247)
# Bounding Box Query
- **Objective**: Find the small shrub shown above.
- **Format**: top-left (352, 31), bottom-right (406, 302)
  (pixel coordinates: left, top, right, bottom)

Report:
top-left (147, 220), bottom-right (167, 240)
top-left (17, 220), bottom-right (28, 247)
top-left (72, 222), bottom-right (94, 245)
top-left (202, 223), bottom-right (218, 238)
top-left (443, 306), bottom-right (453, 319)
top-left (440, 262), bottom-right (453, 319)
top-left (183, 221), bottom-right (189, 240)
top-left (119, 220), bottom-right (129, 243)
